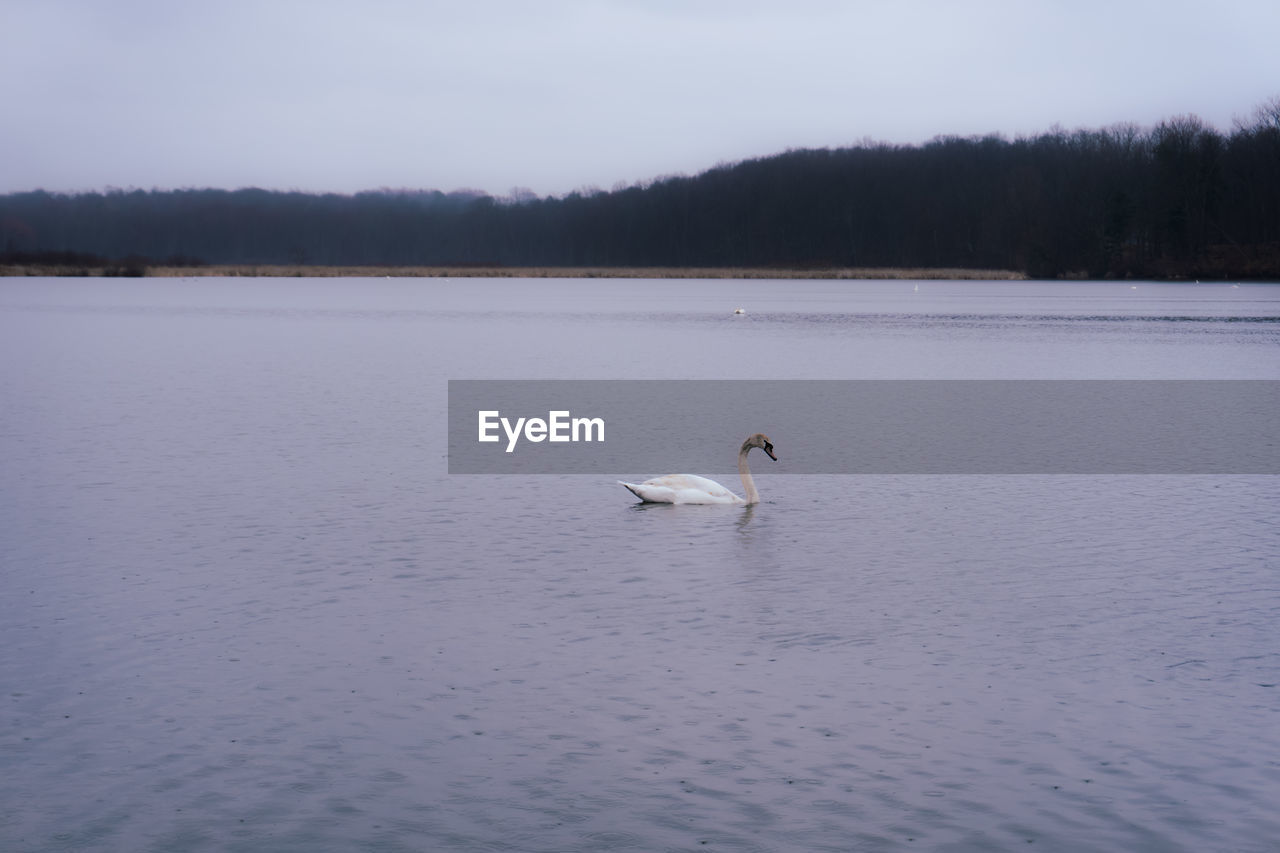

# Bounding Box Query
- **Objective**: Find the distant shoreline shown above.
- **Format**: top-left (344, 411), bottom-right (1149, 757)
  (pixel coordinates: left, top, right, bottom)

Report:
top-left (2, 264), bottom-right (1028, 280)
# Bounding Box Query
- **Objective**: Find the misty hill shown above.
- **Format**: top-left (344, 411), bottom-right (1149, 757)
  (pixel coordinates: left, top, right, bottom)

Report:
top-left (3, 104), bottom-right (1278, 279)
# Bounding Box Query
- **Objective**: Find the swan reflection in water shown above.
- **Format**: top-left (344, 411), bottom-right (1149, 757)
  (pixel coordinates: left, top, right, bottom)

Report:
top-left (619, 434), bottom-right (776, 505)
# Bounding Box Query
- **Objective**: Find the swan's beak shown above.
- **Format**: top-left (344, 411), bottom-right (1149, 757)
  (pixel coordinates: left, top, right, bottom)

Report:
top-left (764, 444), bottom-right (777, 461)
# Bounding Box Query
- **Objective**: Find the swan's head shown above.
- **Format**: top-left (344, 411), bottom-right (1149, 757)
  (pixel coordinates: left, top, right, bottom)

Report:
top-left (746, 433), bottom-right (777, 461)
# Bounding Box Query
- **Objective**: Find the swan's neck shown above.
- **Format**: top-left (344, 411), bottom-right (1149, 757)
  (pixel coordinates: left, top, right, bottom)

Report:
top-left (738, 443), bottom-right (760, 505)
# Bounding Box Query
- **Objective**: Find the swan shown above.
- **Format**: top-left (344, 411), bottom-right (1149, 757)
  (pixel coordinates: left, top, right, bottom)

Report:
top-left (619, 434), bottom-right (777, 505)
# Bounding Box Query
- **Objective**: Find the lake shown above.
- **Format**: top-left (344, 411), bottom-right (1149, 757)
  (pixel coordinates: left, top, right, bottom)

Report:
top-left (1, 276), bottom-right (1278, 852)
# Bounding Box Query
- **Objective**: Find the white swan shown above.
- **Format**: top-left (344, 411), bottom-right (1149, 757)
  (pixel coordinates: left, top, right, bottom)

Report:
top-left (619, 434), bottom-right (777, 505)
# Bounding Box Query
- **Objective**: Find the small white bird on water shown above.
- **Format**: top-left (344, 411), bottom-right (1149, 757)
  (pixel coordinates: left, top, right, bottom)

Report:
top-left (620, 434), bottom-right (777, 505)
top-left (733, 307), bottom-right (746, 315)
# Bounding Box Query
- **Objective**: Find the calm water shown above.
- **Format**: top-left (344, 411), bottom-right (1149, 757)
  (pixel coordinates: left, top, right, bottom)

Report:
top-left (2, 277), bottom-right (1278, 852)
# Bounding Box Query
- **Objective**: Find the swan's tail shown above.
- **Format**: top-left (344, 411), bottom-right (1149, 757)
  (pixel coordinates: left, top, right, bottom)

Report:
top-left (618, 481), bottom-right (646, 500)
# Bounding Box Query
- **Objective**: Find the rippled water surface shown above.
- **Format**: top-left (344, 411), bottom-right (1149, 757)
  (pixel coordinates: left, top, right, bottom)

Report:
top-left (2, 277), bottom-right (1278, 852)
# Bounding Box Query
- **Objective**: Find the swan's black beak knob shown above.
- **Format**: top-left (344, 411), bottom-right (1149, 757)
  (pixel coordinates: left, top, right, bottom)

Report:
top-left (764, 444), bottom-right (777, 461)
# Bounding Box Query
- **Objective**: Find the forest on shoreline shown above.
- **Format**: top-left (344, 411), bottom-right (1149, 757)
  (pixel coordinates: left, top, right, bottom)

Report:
top-left (3, 101), bottom-right (1278, 280)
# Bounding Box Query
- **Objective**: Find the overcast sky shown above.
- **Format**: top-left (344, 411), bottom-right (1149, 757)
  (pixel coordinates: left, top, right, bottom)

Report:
top-left (4, 0), bottom-right (1278, 198)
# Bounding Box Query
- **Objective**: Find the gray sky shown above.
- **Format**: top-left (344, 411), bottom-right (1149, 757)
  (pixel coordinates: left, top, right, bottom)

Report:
top-left (4, 0), bottom-right (1278, 197)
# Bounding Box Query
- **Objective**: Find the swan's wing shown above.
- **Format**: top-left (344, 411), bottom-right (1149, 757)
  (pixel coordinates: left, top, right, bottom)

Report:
top-left (642, 474), bottom-right (734, 495)
top-left (620, 474), bottom-right (743, 504)
top-left (619, 480), bottom-right (679, 503)
top-left (614, 473), bottom-right (686, 502)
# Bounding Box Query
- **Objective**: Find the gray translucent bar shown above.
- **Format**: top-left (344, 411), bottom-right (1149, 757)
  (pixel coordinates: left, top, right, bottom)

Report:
top-left (447, 380), bottom-right (1279, 474)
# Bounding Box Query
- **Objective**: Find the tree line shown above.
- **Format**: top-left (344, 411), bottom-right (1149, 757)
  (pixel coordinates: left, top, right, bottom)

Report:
top-left (3, 100), bottom-right (1278, 279)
